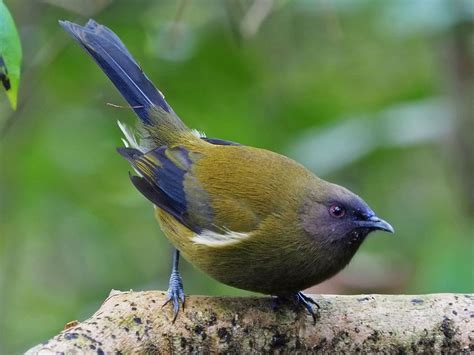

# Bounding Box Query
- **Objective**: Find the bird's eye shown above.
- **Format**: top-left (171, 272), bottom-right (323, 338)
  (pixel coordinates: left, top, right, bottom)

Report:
top-left (329, 204), bottom-right (346, 218)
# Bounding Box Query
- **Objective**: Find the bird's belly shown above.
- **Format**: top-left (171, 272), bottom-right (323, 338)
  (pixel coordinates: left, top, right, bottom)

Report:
top-left (184, 242), bottom-right (344, 295)
top-left (157, 209), bottom-right (349, 295)
top-left (194, 254), bottom-right (333, 295)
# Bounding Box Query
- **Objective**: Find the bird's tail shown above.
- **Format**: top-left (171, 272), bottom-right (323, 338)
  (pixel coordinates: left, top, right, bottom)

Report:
top-left (59, 19), bottom-right (195, 147)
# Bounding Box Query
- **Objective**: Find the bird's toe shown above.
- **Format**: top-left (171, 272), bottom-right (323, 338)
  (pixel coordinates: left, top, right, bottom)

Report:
top-left (162, 271), bottom-right (185, 322)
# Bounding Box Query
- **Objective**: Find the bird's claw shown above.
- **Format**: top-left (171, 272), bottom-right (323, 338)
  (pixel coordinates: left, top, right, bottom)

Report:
top-left (294, 291), bottom-right (320, 324)
top-left (162, 271), bottom-right (185, 323)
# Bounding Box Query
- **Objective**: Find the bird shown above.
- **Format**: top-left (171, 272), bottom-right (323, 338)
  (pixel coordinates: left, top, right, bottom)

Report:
top-left (59, 19), bottom-right (394, 323)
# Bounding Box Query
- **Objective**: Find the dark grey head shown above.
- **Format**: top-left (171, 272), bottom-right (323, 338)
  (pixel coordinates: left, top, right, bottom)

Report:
top-left (301, 181), bottom-right (394, 247)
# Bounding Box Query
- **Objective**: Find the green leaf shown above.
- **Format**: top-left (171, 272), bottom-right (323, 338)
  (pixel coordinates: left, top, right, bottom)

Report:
top-left (0, 0), bottom-right (22, 110)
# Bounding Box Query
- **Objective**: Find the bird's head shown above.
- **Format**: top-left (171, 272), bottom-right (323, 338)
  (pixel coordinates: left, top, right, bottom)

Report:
top-left (300, 181), bottom-right (394, 247)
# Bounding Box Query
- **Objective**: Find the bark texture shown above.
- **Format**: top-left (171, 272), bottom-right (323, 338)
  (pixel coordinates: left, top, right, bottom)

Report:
top-left (27, 290), bottom-right (473, 353)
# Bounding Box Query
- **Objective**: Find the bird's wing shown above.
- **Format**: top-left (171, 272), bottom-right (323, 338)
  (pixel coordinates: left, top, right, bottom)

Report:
top-left (117, 145), bottom-right (213, 234)
top-left (118, 143), bottom-right (309, 238)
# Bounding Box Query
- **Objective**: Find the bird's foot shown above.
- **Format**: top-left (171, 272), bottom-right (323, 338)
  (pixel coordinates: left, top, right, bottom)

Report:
top-left (162, 270), bottom-right (185, 323)
top-left (294, 292), bottom-right (320, 324)
top-left (275, 292), bottom-right (320, 324)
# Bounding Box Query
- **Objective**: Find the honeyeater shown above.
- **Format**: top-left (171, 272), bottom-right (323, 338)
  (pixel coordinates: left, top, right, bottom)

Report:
top-left (59, 19), bottom-right (394, 323)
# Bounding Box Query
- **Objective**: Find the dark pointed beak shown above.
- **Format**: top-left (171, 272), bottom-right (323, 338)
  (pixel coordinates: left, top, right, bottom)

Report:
top-left (357, 216), bottom-right (395, 234)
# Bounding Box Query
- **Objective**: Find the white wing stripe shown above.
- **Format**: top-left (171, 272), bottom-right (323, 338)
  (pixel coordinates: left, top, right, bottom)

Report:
top-left (192, 229), bottom-right (250, 247)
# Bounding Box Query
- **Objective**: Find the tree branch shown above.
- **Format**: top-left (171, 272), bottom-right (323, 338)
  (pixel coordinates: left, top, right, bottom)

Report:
top-left (26, 291), bottom-right (473, 353)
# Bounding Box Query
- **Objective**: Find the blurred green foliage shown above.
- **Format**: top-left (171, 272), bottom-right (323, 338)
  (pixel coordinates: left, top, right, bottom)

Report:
top-left (0, 0), bottom-right (22, 110)
top-left (0, 0), bottom-right (473, 353)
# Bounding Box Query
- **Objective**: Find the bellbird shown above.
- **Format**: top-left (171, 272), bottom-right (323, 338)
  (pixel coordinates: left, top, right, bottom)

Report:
top-left (59, 19), bottom-right (394, 323)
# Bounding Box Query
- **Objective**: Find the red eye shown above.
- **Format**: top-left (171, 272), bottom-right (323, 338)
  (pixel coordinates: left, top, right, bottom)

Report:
top-left (329, 205), bottom-right (346, 218)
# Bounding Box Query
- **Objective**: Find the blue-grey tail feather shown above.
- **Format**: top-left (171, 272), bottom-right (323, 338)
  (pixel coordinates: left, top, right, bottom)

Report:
top-left (59, 19), bottom-right (171, 125)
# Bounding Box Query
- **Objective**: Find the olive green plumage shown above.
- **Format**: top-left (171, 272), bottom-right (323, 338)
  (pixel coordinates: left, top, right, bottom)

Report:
top-left (134, 125), bottom-right (387, 295)
top-left (60, 20), bottom-right (394, 315)
top-left (156, 142), bottom-right (322, 295)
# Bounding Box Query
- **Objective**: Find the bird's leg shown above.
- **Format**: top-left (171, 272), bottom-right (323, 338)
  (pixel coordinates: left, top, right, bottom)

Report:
top-left (294, 291), bottom-right (320, 324)
top-left (162, 248), bottom-right (185, 322)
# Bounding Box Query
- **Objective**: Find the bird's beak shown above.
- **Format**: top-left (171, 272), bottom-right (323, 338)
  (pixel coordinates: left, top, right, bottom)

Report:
top-left (358, 216), bottom-right (395, 234)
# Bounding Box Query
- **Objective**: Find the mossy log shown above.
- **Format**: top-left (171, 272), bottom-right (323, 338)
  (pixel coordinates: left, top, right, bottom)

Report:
top-left (26, 291), bottom-right (473, 353)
